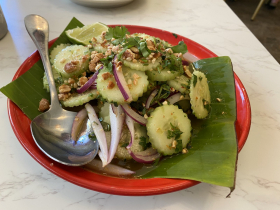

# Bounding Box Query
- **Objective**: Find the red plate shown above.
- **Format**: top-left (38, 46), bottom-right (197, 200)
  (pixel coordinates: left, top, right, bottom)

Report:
top-left (8, 25), bottom-right (251, 196)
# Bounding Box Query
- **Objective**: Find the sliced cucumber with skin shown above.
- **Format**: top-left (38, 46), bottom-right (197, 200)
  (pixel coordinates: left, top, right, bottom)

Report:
top-left (189, 71), bottom-right (211, 119)
top-left (50, 44), bottom-right (71, 64)
top-left (96, 66), bottom-right (149, 104)
top-left (123, 58), bottom-right (161, 72)
top-left (60, 89), bottom-right (99, 107)
top-left (53, 45), bottom-right (90, 79)
top-left (99, 102), bottom-right (110, 124)
top-left (167, 74), bottom-right (190, 94)
top-left (93, 43), bottom-right (107, 53)
top-left (147, 105), bottom-right (192, 156)
top-left (146, 68), bottom-right (182, 81)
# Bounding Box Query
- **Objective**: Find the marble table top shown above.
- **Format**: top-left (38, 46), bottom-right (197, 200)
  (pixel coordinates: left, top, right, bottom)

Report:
top-left (0, 0), bottom-right (280, 209)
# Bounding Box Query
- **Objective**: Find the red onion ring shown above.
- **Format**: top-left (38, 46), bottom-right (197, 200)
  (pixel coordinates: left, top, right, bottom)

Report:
top-left (85, 159), bottom-right (135, 176)
top-left (113, 55), bottom-right (132, 102)
top-left (76, 66), bottom-right (102, 94)
top-left (71, 108), bottom-right (87, 141)
top-left (121, 104), bottom-right (147, 125)
top-left (85, 103), bottom-right (108, 167)
top-left (124, 114), bottom-right (160, 164)
top-left (107, 104), bottom-right (125, 164)
top-left (166, 93), bottom-right (190, 105)
top-left (125, 114), bottom-right (135, 150)
top-left (183, 52), bottom-right (199, 63)
top-left (145, 89), bottom-right (159, 109)
top-left (130, 148), bottom-right (161, 164)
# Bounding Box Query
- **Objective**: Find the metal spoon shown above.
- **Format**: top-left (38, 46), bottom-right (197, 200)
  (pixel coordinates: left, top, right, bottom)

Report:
top-left (24, 14), bottom-right (99, 166)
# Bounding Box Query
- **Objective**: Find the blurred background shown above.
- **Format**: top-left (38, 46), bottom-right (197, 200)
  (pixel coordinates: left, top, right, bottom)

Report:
top-left (226, 0), bottom-right (280, 64)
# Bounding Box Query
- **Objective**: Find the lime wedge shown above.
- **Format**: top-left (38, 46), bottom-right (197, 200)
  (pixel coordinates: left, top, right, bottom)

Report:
top-left (66, 22), bottom-right (108, 45)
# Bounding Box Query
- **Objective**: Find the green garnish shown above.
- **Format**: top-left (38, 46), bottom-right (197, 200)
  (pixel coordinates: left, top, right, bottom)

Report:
top-left (139, 41), bottom-right (151, 57)
top-left (139, 136), bottom-right (151, 150)
top-left (193, 74), bottom-right (198, 87)
top-left (171, 41), bottom-right (188, 54)
top-left (167, 123), bottom-right (183, 140)
top-left (105, 26), bottom-right (130, 42)
top-left (175, 140), bottom-right (183, 153)
top-left (172, 33), bottom-right (178, 38)
top-left (121, 142), bottom-right (129, 148)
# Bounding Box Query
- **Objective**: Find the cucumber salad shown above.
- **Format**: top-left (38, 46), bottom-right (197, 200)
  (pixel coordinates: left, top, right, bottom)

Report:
top-left (42, 23), bottom-right (211, 170)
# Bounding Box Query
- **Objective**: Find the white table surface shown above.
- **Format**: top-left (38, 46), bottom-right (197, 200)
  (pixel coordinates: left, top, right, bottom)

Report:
top-left (1, 0), bottom-right (280, 209)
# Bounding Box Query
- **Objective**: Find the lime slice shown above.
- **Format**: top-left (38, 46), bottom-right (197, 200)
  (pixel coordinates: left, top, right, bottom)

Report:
top-left (66, 22), bottom-right (108, 45)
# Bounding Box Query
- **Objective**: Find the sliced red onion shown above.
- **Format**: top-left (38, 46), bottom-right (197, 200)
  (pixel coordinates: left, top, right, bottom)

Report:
top-left (107, 104), bottom-right (125, 164)
top-left (183, 52), bottom-right (199, 63)
top-left (145, 89), bottom-right (159, 109)
top-left (71, 108), bottom-right (88, 141)
top-left (124, 114), bottom-right (160, 164)
top-left (182, 60), bottom-right (189, 66)
top-left (85, 103), bottom-right (108, 167)
top-left (121, 104), bottom-right (147, 125)
top-left (113, 55), bottom-right (132, 102)
top-left (125, 114), bottom-right (135, 150)
top-left (85, 159), bottom-right (135, 176)
top-left (76, 66), bottom-right (102, 94)
top-left (130, 148), bottom-right (161, 164)
top-left (166, 93), bottom-right (190, 105)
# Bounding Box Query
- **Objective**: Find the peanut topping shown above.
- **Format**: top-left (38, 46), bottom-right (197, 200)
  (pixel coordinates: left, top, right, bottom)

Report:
top-left (146, 40), bottom-right (156, 51)
top-left (64, 61), bottom-right (79, 73)
top-left (79, 76), bottom-right (88, 86)
top-left (107, 81), bottom-right (115, 89)
top-left (38, 98), bottom-right (50, 112)
top-left (102, 72), bottom-right (113, 80)
top-left (59, 84), bottom-right (71, 93)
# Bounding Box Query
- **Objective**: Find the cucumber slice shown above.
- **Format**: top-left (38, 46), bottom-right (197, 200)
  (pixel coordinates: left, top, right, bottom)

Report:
top-left (50, 44), bottom-right (71, 64)
top-left (147, 105), bottom-right (191, 156)
top-left (146, 68), bottom-right (182, 81)
top-left (167, 75), bottom-right (190, 94)
top-left (123, 58), bottom-right (161, 72)
top-left (60, 89), bottom-right (99, 107)
top-left (105, 122), bottom-right (147, 160)
top-left (93, 43), bottom-right (107, 53)
top-left (189, 71), bottom-right (211, 119)
top-left (53, 45), bottom-right (90, 79)
top-left (99, 102), bottom-right (110, 124)
top-left (96, 66), bottom-right (149, 104)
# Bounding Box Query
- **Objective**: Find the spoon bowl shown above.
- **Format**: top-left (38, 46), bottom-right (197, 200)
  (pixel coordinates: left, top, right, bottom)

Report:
top-left (25, 14), bottom-right (99, 166)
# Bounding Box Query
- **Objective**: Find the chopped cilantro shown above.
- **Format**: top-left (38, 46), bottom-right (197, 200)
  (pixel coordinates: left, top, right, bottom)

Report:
top-left (101, 121), bottom-right (111, 131)
top-left (172, 33), bottom-right (178, 38)
top-left (203, 99), bottom-right (211, 112)
top-left (175, 140), bottom-right (183, 153)
top-left (105, 26), bottom-right (130, 42)
top-left (88, 132), bottom-right (97, 141)
top-left (139, 136), bottom-right (151, 150)
top-left (171, 41), bottom-right (188, 54)
top-left (139, 41), bottom-right (151, 57)
top-left (121, 142), bottom-right (129, 148)
top-left (193, 74), bottom-right (198, 87)
top-left (167, 123), bottom-right (183, 140)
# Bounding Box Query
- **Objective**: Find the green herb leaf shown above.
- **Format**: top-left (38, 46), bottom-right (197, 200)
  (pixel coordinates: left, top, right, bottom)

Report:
top-left (171, 41), bottom-right (188, 54)
top-left (167, 123), bottom-right (183, 140)
top-left (139, 41), bottom-right (151, 57)
top-left (105, 26), bottom-right (130, 40)
top-left (175, 140), bottom-right (183, 153)
top-left (139, 136), bottom-right (151, 150)
top-left (121, 142), bottom-right (129, 148)
top-left (172, 33), bottom-right (178, 38)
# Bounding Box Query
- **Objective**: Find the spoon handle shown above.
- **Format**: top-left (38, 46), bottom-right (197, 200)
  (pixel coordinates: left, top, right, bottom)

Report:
top-left (24, 14), bottom-right (60, 109)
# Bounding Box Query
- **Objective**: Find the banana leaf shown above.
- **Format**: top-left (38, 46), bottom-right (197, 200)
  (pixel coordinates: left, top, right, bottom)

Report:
top-left (142, 57), bottom-right (237, 190)
top-left (0, 18), bottom-right (237, 190)
top-left (0, 17), bottom-right (84, 120)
